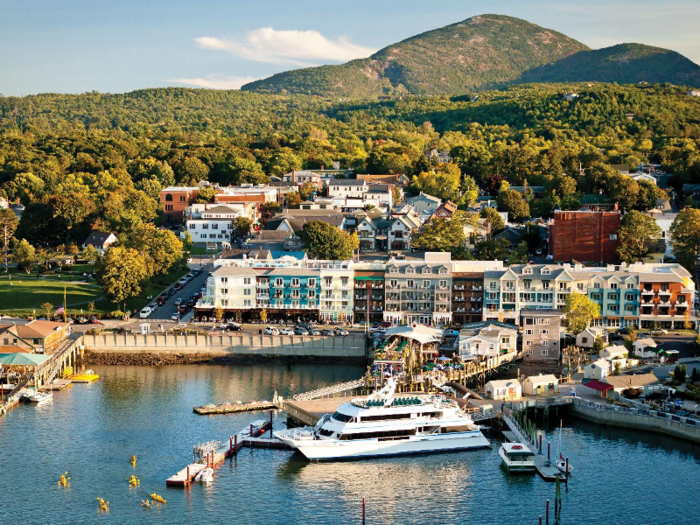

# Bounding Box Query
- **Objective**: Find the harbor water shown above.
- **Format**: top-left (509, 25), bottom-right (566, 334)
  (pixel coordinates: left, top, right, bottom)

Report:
top-left (2, 364), bottom-right (700, 524)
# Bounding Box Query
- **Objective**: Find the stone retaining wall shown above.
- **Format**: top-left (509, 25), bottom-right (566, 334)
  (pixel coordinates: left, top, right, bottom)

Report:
top-left (82, 333), bottom-right (367, 359)
top-left (571, 401), bottom-right (700, 443)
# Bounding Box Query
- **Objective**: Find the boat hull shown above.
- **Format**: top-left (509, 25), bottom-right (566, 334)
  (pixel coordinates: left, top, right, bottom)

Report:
top-left (498, 448), bottom-right (536, 472)
top-left (275, 430), bottom-right (489, 461)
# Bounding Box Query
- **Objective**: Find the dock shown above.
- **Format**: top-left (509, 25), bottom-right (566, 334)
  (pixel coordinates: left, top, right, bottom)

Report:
top-left (39, 379), bottom-right (72, 391)
top-left (193, 401), bottom-right (276, 415)
top-left (166, 412), bottom-right (292, 487)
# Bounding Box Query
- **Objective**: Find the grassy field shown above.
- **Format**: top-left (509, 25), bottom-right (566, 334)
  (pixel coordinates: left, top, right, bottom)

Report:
top-left (0, 265), bottom-right (190, 318)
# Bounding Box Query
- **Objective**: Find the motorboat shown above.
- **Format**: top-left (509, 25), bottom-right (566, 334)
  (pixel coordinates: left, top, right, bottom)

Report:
top-left (23, 390), bottom-right (53, 405)
top-left (499, 442), bottom-right (536, 473)
top-left (71, 369), bottom-right (99, 383)
top-left (195, 467), bottom-right (214, 483)
top-left (273, 377), bottom-right (489, 460)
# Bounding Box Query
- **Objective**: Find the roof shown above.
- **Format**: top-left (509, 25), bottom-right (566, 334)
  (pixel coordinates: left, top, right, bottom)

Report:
top-left (524, 374), bottom-right (559, 385)
top-left (635, 337), bottom-right (657, 347)
top-left (582, 379), bottom-right (614, 392)
top-left (211, 266), bottom-right (259, 277)
top-left (407, 192), bottom-right (441, 203)
top-left (384, 325), bottom-right (443, 345)
top-left (486, 379), bottom-right (521, 389)
top-left (602, 374), bottom-right (660, 390)
top-left (356, 174), bottom-right (402, 184)
top-left (328, 179), bottom-right (365, 186)
top-left (84, 230), bottom-right (115, 247)
top-left (520, 309), bottom-right (563, 317)
top-left (0, 320), bottom-right (69, 339)
top-left (0, 353), bottom-right (51, 366)
top-left (366, 184), bottom-right (391, 193)
top-left (585, 358), bottom-right (610, 370)
top-left (201, 205), bottom-right (240, 215)
top-left (271, 251), bottom-right (306, 260)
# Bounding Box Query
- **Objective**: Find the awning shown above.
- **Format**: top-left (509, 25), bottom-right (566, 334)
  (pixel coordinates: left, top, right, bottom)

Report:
top-left (354, 276), bottom-right (383, 281)
top-left (0, 353), bottom-right (51, 366)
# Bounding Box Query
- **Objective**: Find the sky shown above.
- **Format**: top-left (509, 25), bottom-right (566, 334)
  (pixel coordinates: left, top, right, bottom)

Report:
top-left (1, 0), bottom-right (699, 96)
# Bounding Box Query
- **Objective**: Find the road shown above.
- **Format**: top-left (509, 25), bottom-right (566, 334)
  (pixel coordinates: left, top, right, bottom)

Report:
top-left (148, 265), bottom-right (211, 321)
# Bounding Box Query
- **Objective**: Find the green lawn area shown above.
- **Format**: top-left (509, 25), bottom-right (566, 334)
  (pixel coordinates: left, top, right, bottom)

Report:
top-left (0, 265), bottom-right (189, 318)
top-left (0, 280), bottom-right (104, 316)
top-left (189, 246), bottom-right (217, 255)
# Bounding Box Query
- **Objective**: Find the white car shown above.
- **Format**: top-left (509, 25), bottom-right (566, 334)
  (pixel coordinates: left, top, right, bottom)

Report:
top-left (280, 328), bottom-right (294, 336)
top-left (265, 327), bottom-right (280, 336)
top-left (139, 307), bottom-right (153, 319)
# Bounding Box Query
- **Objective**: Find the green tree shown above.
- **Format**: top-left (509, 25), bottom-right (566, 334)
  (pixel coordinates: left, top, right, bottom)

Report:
top-left (182, 231), bottom-right (193, 252)
top-left (95, 246), bottom-right (149, 306)
top-left (593, 335), bottom-right (606, 353)
top-left (0, 208), bottom-right (19, 272)
top-left (298, 182), bottom-right (317, 201)
top-left (41, 302), bottom-right (53, 319)
top-left (194, 186), bottom-right (217, 203)
top-left (286, 192), bottom-right (302, 209)
top-left (12, 238), bottom-right (37, 274)
top-left (177, 157), bottom-right (210, 186)
top-left (497, 189), bottom-right (530, 223)
top-left (673, 364), bottom-right (687, 384)
top-left (299, 221), bottom-right (358, 260)
top-left (474, 237), bottom-right (511, 261)
top-left (508, 241), bottom-right (529, 264)
top-left (393, 186), bottom-right (402, 205)
top-left (563, 292), bottom-right (600, 334)
top-left (232, 217), bottom-right (253, 239)
top-left (670, 208), bottom-right (700, 272)
top-left (412, 217), bottom-right (466, 253)
top-left (479, 207), bottom-right (505, 234)
top-left (617, 210), bottom-right (662, 263)
top-left (126, 223), bottom-right (183, 277)
top-left (410, 163), bottom-right (461, 201)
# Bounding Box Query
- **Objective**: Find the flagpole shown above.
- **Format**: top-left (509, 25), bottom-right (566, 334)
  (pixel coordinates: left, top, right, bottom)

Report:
top-left (64, 285), bottom-right (67, 324)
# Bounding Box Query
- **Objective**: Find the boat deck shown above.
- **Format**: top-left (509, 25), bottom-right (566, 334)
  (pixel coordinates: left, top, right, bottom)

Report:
top-left (501, 430), bottom-right (563, 481)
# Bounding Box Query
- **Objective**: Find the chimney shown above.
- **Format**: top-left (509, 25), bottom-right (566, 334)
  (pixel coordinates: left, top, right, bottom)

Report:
top-left (321, 165), bottom-right (324, 170)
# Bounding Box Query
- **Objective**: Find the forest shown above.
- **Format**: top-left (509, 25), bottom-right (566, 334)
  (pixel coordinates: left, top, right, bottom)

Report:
top-left (0, 82), bottom-right (699, 251)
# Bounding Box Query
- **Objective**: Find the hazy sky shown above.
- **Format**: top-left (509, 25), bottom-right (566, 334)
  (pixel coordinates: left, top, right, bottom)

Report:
top-left (1, 0), bottom-right (698, 96)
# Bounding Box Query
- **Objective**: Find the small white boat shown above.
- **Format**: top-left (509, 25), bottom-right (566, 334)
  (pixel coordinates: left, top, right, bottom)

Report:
top-left (23, 390), bottom-right (53, 405)
top-left (499, 442), bottom-right (536, 473)
top-left (555, 421), bottom-right (573, 474)
top-left (195, 467), bottom-right (214, 483)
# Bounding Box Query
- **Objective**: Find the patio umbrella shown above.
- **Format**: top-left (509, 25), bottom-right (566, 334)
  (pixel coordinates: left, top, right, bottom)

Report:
top-left (0, 353), bottom-right (51, 366)
top-left (437, 356), bottom-right (451, 361)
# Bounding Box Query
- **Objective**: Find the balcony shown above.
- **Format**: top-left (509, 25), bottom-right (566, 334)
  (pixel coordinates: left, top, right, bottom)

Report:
top-left (454, 295), bottom-right (466, 302)
top-left (256, 282), bottom-right (269, 288)
top-left (355, 295), bottom-right (367, 300)
top-left (371, 295), bottom-right (383, 300)
top-left (471, 286), bottom-right (483, 291)
top-left (453, 285), bottom-right (466, 291)
top-left (470, 308), bottom-right (483, 313)
top-left (436, 286), bottom-right (449, 291)
top-left (256, 293), bottom-right (269, 299)
top-left (658, 301), bottom-right (672, 307)
top-left (371, 284), bottom-right (384, 289)
top-left (641, 289), bottom-right (654, 295)
top-left (658, 289), bottom-right (671, 295)
top-left (471, 296), bottom-right (483, 302)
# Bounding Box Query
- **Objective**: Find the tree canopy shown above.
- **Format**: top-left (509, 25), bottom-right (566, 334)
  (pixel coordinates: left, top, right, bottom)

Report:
top-left (616, 210), bottom-right (662, 263)
top-left (563, 292), bottom-right (600, 334)
top-left (299, 221), bottom-right (359, 260)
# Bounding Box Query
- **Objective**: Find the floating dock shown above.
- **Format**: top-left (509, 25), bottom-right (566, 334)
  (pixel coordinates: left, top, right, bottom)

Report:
top-left (39, 379), bottom-right (72, 391)
top-left (193, 401), bottom-right (276, 415)
top-left (502, 424), bottom-right (565, 482)
top-left (166, 412), bottom-right (292, 487)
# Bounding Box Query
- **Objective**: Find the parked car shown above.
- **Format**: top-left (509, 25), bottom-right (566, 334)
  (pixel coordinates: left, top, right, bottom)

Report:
top-left (294, 327), bottom-right (309, 336)
top-left (321, 329), bottom-right (334, 336)
top-left (156, 295), bottom-right (167, 306)
top-left (171, 313), bottom-right (180, 321)
top-left (167, 288), bottom-right (176, 297)
top-left (309, 329), bottom-right (321, 336)
top-left (174, 298), bottom-right (184, 306)
top-left (139, 306), bottom-right (153, 319)
top-left (280, 328), bottom-right (294, 336)
top-left (223, 323), bottom-right (243, 332)
top-left (651, 329), bottom-right (668, 336)
top-left (333, 327), bottom-right (349, 336)
top-left (265, 327), bottom-right (280, 336)
top-left (177, 304), bottom-right (189, 314)
top-left (149, 303), bottom-right (158, 311)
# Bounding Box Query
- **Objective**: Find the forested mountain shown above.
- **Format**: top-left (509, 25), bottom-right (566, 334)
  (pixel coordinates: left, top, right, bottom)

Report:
top-left (1, 82), bottom-right (700, 251)
top-left (520, 43), bottom-right (700, 86)
top-left (241, 15), bottom-right (700, 98)
top-left (242, 14), bottom-right (589, 97)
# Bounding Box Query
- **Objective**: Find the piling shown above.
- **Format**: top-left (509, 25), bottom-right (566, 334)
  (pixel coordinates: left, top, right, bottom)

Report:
top-left (362, 497), bottom-right (366, 525)
top-left (234, 434), bottom-right (238, 455)
top-left (565, 458), bottom-right (569, 482)
top-left (229, 436), bottom-right (233, 455)
top-left (547, 442), bottom-right (550, 460)
top-left (546, 499), bottom-right (550, 524)
top-left (539, 434), bottom-right (542, 454)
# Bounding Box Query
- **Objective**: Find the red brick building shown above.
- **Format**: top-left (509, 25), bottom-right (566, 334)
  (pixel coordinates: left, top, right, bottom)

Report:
top-left (548, 211), bottom-right (621, 264)
top-left (160, 186), bottom-right (201, 223)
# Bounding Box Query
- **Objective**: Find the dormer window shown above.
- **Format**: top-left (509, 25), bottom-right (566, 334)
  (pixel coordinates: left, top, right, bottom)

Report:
top-left (406, 267), bottom-right (415, 274)
top-left (523, 267), bottom-right (533, 275)
top-left (541, 268), bottom-right (551, 275)
top-left (422, 268), bottom-right (431, 274)
top-left (439, 267), bottom-right (447, 275)
top-left (389, 267), bottom-right (398, 274)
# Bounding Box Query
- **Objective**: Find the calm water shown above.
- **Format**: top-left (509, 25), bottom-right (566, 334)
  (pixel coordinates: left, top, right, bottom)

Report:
top-left (2, 364), bottom-right (700, 525)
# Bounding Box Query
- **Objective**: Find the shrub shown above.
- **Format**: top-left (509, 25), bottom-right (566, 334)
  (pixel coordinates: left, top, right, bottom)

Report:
top-left (109, 310), bottom-right (125, 319)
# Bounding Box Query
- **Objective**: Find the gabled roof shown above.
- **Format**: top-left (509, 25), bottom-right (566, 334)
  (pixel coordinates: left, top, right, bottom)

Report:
top-left (602, 374), bottom-right (660, 389)
top-left (84, 230), bottom-right (115, 247)
top-left (329, 178), bottom-right (365, 186)
top-left (524, 374), bottom-right (559, 385)
top-left (583, 379), bottom-right (614, 392)
top-left (366, 184), bottom-right (391, 193)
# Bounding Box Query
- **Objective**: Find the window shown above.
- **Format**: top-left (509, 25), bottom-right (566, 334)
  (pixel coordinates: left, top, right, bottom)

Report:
top-left (541, 349), bottom-right (549, 356)
top-left (439, 280), bottom-right (447, 288)
top-left (422, 268), bottom-right (430, 274)
top-left (523, 280), bottom-right (531, 290)
top-left (221, 277), bottom-right (228, 284)
top-left (407, 280), bottom-right (415, 288)
top-left (406, 267), bottom-right (415, 274)
top-left (541, 268), bottom-right (551, 275)
top-left (627, 283), bottom-right (635, 289)
top-left (423, 280), bottom-right (430, 288)
top-left (165, 204), bottom-right (173, 211)
top-left (611, 283), bottom-right (618, 289)
top-left (541, 341), bottom-right (548, 346)
top-left (625, 294), bottom-right (635, 301)
top-left (582, 337), bottom-right (589, 344)
top-left (291, 278), bottom-right (300, 287)
top-left (389, 267), bottom-right (398, 274)
top-left (244, 278), bottom-right (251, 285)
top-left (439, 268), bottom-right (447, 275)
top-left (244, 300), bottom-right (251, 307)
top-left (308, 279), bottom-right (316, 287)
top-left (501, 337), bottom-right (509, 344)
top-left (308, 291), bottom-right (316, 299)
top-left (244, 289), bottom-right (251, 296)
top-left (610, 234), bottom-right (618, 240)
top-left (525, 329), bottom-right (534, 335)
top-left (212, 223), bottom-right (218, 230)
top-left (525, 318), bottom-right (534, 325)
top-left (221, 289), bottom-right (229, 295)
top-left (180, 195), bottom-right (186, 202)
top-left (537, 319), bottom-right (550, 325)
top-left (577, 283), bottom-right (584, 291)
top-left (542, 281), bottom-right (550, 290)
top-left (540, 329), bottom-right (549, 335)
top-left (523, 267), bottom-right (533, 275)
top-left (526, 340), bottom-right (533, 346)
top-left (221, 299), bottom-right (228, 306)
top-left (203, 223), bottom-right (209, 229)
top-left (165, 194), bottom-right (173, 202)
top-left (275, 278), bottom-right (284, 287)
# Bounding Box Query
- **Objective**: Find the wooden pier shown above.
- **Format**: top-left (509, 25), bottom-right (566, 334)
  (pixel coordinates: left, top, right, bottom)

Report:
top-left (166, 412), bottom-right (292, 487)
top-left (39, 379), bottom-right (72, 391)
top-left (193, 400), bottom-right (276, 415)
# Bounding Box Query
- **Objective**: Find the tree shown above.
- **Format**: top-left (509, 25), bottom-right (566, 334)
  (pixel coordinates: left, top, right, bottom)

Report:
top-left (182, 231), bottom-right (193, 252)
top-left (41, 302), bottom-right (53, 319)
top-left (0, 208), bottom-right (19, 272)
top-left (214, 307), bottom-right (225, 322)
top-left (298, 182), bottom-right (317, 201)
top-left (613, 361), bottom-right (622, 375)
top-left (412, 217), bottom-right (466, 253)
top-left (95, 246), bottom-right (149, 306)
top-left (393, 186), bottom-right (402, 205)
top-left (509, 241), bottom-right (529, 264)
top-left (410, 163), bottom-right (461, 201)
top-left (593, 335), bottom-right (606, 353)
top-left (299, 221), bottom-right (358, 260)
top-left (479, 207), bottom-right (505, 234)
top-left (126, 223), bottom-right (183, 277)
top-left (261, 202), bottom-right (281, 220)
top-left (195, 186), bottom-right (217, 203)
top-left (232, 217), bottom-right (253, 239)
top-left (473, 237), bottom-right (511, 261)
top-left (617, 210), bottom-right (662, 263)
top-left (673, 364), bottom-right (687, 384)
top-left (670, 208), bottom-right (700, 272)
top-left (260, 308), bottom-right (268, 323)
top-left (286, 192), bottom-right (302, 209)
top-left (497, 189), bottom-right (530, 223)
top-left (177, 157), bottom-right (209, 186)
top-left (12, 239), bottom-right (36, 274)
top-left (563, 292), bottom-right (600, 334)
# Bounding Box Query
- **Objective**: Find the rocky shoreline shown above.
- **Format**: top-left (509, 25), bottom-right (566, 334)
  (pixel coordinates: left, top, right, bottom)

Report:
top-left (83, 350), bottom-right (364, 366)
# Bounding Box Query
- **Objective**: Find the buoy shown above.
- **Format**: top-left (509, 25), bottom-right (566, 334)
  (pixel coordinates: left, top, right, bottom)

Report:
top-left (150, 492), bottom-right (166, 504)
top-left (97, 497), bottom-right (109, 512)
top-left (58, 472), bottom-right (70, 487)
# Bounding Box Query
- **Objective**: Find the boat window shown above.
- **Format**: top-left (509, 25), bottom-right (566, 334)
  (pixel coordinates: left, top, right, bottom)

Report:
top-left (361, 412), bottom-right (413, 422)
top-left (332, 411), bottom-right (354, 423)
top-left (318, 428), bottom-right (334, 437)
top-left (340, 429), bottom-right (416, 440)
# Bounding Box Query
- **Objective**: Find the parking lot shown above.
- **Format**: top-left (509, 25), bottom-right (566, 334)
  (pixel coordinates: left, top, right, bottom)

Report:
top-left (144, 265), bottom-right (211, 321)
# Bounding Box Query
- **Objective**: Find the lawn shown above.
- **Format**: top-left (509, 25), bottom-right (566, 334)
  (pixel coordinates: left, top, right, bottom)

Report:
top-left (0, 279), bottom-right (104, 316)
top-left (0, 265), bottom-right (189, 318)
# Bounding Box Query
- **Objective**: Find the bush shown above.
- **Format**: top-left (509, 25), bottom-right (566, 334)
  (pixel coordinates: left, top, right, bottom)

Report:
top-left (622, 387), bottom-right (643, 399)
top-left (109, 310), bottom-right (125, 319)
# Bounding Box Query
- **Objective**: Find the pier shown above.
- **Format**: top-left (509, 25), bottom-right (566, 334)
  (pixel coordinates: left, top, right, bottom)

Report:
top-left (193, 400), bottom-right (276, 415)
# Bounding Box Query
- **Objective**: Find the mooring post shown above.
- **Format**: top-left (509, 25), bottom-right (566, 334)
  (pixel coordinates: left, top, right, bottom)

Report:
top-left (270, 410), bottom-right (273, 432)
top-left (565, 458), bottom-right (569, 482)
top-left (186, 465), bottom-right (190, 484)
top-left (250, 423), bottom-right (254, 438)
top-left (547, 442), bottom-right (551, 460)
top-left (539, 516), bottom-right (542, 525)
top-left (362, 497), bottom-right (366, 525)
top-left (539, 434), bottom-right (542, 454)
top-left (234, 434), bottom-right (238, 455)
top-left (230, 436), bottom-right (233, 455)
top-left (546, 499), bottom-right (550, 524)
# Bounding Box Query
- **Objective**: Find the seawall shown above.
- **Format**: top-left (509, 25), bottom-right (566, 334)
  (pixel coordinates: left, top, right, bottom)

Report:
top-left (571, 402), bottom-right (700, 444)
top-left (82, 333), bottom-right (368, 365)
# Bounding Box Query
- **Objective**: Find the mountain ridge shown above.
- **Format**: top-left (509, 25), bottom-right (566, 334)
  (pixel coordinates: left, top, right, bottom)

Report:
top-left (241, 14), bottom-right (700, 97)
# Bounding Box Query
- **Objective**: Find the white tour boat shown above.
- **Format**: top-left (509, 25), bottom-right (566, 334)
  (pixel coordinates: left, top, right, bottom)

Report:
top-left (23, 390), bottom-right (53, 405)
top-left (273, 378), bottom-right (490, 460)
top-left (499, 442), bottom-right (536, 473)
